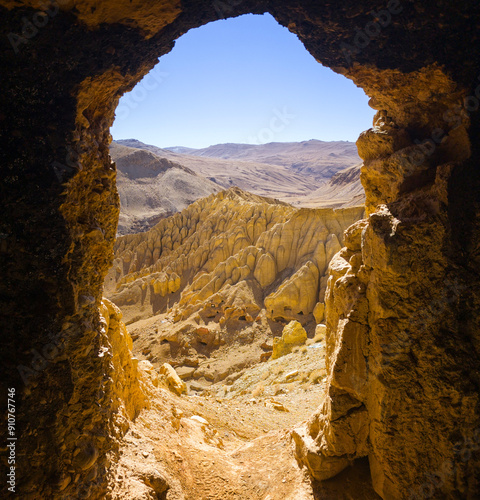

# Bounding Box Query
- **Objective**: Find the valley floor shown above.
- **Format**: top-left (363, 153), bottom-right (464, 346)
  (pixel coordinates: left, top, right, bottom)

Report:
top-left (109, 331), bottom-right (380, 500)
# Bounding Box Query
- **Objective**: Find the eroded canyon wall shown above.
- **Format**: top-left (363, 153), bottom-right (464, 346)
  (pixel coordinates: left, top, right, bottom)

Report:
top-left (294, 69), bottom-right (480, 497)
top-left (1, 0), bottom-right (479, 498)
top-left (105, 188), bottom-right (363, 330)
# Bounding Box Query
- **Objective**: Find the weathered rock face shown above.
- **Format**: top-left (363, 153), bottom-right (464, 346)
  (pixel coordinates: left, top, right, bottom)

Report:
top-left (294, 87), bottom-right (480, 499)
top-left (105, 188), bottom-right (362, 330)
top-left (1, 0), bottom-right (480, 498)
top-left (272, 320), bottom-right (308, 360)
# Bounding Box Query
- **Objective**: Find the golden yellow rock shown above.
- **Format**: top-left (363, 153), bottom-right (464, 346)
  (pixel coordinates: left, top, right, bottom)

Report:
top-left (272, 321), bottom-right (307, 360)
top-left (159, 363), bottom-right (186, 396)
top-left (265, 261), bottom-right (319, 321)
top-left (99, 298), bottom-right (147, 419)
top-left (253, 252), bottom-right (277, 288)
top-left (343, 219), bottom-right (368, 252)
top-left (313, 302), bottom-right (325, 324)
top-left (314, 323), bottom-right (327, 342)
top-left (167, 272), bottom-right (181, 293)
top-left (153, 274), bottom-right (168, 296)
top-left (106, 188), bottom-right (363, 326)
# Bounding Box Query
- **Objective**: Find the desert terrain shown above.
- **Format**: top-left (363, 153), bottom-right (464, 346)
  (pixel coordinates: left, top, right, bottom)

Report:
top-left (112, 139), bottom-right (364, 234)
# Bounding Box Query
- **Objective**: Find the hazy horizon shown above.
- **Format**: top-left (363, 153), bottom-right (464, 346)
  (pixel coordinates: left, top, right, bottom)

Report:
top-left (115, 137), bottom-right (359, 151)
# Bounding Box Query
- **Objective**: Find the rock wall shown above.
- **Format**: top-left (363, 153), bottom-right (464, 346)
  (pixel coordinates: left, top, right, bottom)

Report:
top-left (294, 76), bottom-right (480, 497)
top-left (1, 0), bottom-right (479, 498)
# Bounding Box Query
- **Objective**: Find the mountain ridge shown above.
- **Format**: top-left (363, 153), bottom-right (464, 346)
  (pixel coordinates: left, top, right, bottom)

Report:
top-left (111, 138), bottom-right (365, 234)
top-left (118, 138), bottom-right (361, 182)
top-left (110, 141), bottom-right (221, 235)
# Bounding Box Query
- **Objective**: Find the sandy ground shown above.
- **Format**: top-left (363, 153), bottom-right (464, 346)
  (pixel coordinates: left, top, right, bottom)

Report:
top-left (109, 336), bottom-right (380, 499)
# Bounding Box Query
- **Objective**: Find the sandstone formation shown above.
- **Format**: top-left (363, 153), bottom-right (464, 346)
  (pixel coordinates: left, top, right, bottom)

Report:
top-left (2, 1), bottom-right (480, 498)
top-left (23, 297), bottom-right (151, 498)
top-left (272, 320), bottom-right (308, 360)
top-left (293, 85), bottom-right (480, 498)
top-left (159, 363), bottom-right (187, 396)
top-left (104, 188), bottom-right (362, 392)
top-left (105, 188), bottom-right (363, 333)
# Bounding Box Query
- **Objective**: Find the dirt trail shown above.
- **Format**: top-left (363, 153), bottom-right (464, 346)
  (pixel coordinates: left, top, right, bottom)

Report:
top-left (110, 342), bottom-right (380, 499)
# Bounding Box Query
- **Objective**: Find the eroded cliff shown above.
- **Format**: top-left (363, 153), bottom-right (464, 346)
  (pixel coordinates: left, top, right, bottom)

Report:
top-left (106, 188), bottom-right (362, 327)
top-left (103, 188), bottom-right (362, 385)
top-left (293, 73), bottom-right (480, 497)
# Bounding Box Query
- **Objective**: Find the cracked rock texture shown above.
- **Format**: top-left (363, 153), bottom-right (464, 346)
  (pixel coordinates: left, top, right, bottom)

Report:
top-left (1, 0), bottom-right (480, 498)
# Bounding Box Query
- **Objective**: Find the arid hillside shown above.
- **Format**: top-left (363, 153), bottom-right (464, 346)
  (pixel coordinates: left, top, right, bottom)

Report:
top-left (111, 142), bottom-right (221, 234)
top-left (295, 163), bottom-right (364, 209)
top-left (165, 139), bottom-right (361, 181)
top-left (114, 139), bottom-right (364, 211)
top-left (104, 187), bottom-right (363, 384)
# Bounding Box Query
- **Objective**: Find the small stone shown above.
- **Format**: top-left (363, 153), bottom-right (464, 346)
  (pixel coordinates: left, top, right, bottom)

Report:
top-left (265, 399), bottom-right (289, 412)
top-left (285, 369), bottom-right (299, 380)
top-left (190, 415), bottom-right (209, 425)
top-left (189, 381), bottom-right (208, 392)
top-left (314, 324), bottom-right (327, 342)
top-left (175, 366), bottom-right (196, 380)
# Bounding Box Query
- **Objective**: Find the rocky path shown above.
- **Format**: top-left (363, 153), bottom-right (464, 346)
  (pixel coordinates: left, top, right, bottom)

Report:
top-left (109, 341), bottom-right (379, 499)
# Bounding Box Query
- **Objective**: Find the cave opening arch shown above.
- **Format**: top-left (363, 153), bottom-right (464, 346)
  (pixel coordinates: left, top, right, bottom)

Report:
top-left (1, 0), bottom-right (480, 498)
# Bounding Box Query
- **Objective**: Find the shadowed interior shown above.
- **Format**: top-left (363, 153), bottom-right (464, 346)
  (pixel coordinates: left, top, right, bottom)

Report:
top-left (0, 0), bottom-right (479, 498)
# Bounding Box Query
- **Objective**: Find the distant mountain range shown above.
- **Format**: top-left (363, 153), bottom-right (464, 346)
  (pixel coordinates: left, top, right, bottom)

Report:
top-left (121, 138), bottom-right (361, 182)
top-left (111, 139), bottom-right (364, 234)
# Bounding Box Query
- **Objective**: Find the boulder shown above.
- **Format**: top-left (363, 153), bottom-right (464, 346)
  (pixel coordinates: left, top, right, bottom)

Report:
top-left (313, 302), bottom-right (325, 324)
top-left (159, 363), bottom-right (186, 395)
top-left (175, 366), bottom-right (196, 380)
top-left (314, 324), bottom-right (327, 342)
top-left (272, 320), bottom-right (307, 359)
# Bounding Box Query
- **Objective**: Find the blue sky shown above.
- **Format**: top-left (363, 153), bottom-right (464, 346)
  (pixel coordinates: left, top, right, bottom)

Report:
top-left (111, 14), bottom-right (375, 149)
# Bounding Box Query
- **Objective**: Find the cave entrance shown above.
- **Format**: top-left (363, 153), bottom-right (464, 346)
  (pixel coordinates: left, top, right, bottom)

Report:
top-left (11, 0), bottom-right (476, 498)
top-left (102, 11), bottom-right (376, 493)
